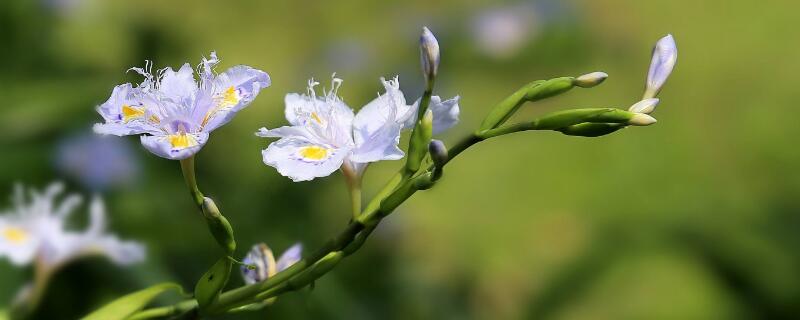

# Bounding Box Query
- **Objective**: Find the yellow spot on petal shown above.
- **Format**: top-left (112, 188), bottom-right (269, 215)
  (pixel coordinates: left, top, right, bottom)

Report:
top-left (299, 146), bottom-right (329, 160)
top-left (311, 112), bottom-right (323, 124)
top-left (168, 133), bottom-right (197, 149)
top-left (202, 86), bottom-right (240, 127)
top-left (221, 86), bottom-right (240, 107)
top-left (122, 105), bottom-right (145, 122)
top-left (2, 227), bottom-right (28, 244)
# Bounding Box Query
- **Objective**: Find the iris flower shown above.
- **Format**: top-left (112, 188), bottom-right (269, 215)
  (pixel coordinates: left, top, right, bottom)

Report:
top-left (257, 76), bottom-right (459, 181)
top-left (0, 182), bottom-right (144, 268)
top-left (94, 52), bottom-right (271, 160)
top-left (240, 243), bottom-right (302, 285)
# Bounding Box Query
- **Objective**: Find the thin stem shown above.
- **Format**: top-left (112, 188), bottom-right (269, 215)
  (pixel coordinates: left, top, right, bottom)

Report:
top-left (179, 157), bottom-right (204, 208)
top-left (341, 163), bottom-right (363, 220)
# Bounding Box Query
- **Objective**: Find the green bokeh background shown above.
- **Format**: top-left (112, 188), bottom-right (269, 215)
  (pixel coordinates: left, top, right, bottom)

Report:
top-left (1, 0), bottom-right (798, 319)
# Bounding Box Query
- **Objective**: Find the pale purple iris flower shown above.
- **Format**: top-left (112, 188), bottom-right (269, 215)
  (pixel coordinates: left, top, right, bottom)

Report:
top-left (93, 52), bottom-right (271, 160)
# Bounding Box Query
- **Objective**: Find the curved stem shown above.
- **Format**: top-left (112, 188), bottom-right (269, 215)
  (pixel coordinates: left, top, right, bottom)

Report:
top-left (130, 111), bottom-right (633, 318)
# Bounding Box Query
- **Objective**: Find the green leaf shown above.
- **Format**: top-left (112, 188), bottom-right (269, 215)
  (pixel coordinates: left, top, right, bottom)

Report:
top-left (194, 256), bottom-right (233, 312)
top-left (81, 283), bottom-right (183, 320)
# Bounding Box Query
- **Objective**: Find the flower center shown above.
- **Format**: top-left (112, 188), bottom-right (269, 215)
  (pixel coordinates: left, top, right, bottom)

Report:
top-left (299, 146), bottom-right (329, 160)
top-left (169, 133), bottom-right (197, 149)
top-left (2, 227), bottom-right (28, 244)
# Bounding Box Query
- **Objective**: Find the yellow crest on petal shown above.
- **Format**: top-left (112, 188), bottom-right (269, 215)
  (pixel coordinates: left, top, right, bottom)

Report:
top-left (299, 146), bottom-right (329, 160)
top-left (2, 227), bottom-right (28, 244)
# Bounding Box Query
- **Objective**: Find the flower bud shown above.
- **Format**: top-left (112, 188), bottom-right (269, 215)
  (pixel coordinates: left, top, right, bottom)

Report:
top-left (420, 27), bottom-right (440, 88)
top-left (644, 34), bottom-right (677, 99)
top-left (628, 98), bottom-right (660, 114)
top-left (406, 109), bottom-right (434, 174)
top-left (428, 139), bottom-right (448, 168)
top-left (574, 72), bottom-right (608, 88)
top-left (202, 197), bottom-right (236, 254)
top-left (628, 113), bottom-right (658, 126)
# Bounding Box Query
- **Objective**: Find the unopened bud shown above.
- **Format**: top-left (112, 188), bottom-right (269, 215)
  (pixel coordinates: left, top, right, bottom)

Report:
top-left (628, 113), bottom-right (658, 126)
top-left (574, 72), bottom-right (608, 88)
top-left (428, 139), bottom-right (448, 168)
top-left (420, 27), bottom-right (440, 88)
top-left (628, 98), bottom-right (660, 114)
top-left (644, 34), bottom-right (677, 99)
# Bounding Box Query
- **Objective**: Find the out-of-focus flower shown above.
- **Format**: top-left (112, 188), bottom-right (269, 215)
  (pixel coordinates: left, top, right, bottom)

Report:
top-left (55, 133), bottom-right (140, 191)
top-left (94, 52), bottom-right (271, 160)
top-left (0, 182), bottom-right (145, 269)
top-left (644, 35), bottom-right (677, 99)
top-left (241, 243), bottom-right (302, 285)
top-left (471, 4), bottom-right (540, 59)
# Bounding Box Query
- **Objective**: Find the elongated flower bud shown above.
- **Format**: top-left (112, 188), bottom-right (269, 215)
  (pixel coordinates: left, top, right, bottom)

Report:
top-left (628, 113), bottom-right (658, 126)
top-left (202, 197), bottom-right (236, 254)
top-left (420, 27), bottom-right (440, 89)
top-left (644, 34), bottom-right (677, 99)
top-left (628, 98), bottom-right (660, 114)
top-left (574, 72), bottom-right (608, 88)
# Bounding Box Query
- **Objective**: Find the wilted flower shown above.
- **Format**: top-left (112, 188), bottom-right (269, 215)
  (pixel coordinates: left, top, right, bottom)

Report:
top-left (644, 35), bottom-right (677, 99)
top-left (94, 52), bottom-right (271, 160)
top-left (0, 182), bottom-right (145, 269)
top-left (241, 243), bottom-right (302, 285)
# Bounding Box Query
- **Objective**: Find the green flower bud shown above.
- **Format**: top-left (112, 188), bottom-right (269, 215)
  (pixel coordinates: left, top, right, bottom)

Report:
top-left (202, 197), bottom-right (236, 254)
top-left (406, 109), bottom-right (434, 175)
top-left (479, 77), bottom-right (575, 131)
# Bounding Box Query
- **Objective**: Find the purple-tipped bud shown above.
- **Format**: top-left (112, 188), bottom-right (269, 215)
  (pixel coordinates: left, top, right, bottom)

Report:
top-left (428, 139), bottom-right (448, 168)
top-left (644, 34), bottom-right (677, 99)
top-left (420, 27), bottom-right (440, 88)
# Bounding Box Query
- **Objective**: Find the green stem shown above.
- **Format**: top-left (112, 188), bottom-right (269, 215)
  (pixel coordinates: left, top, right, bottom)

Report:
top-left (180, 157), bottom-right (204, 208)
top-left (130, 107), bottom-right (636, 318)
top-left (341, 163), bottom-right (362, 220)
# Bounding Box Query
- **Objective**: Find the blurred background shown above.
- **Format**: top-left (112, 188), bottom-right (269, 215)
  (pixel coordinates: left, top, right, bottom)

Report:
top-left (1, 0), bottom-right (799, 319)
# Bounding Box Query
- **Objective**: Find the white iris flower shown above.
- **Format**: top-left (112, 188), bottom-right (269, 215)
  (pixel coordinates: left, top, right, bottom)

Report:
top-left (94, 52), bottom-right (271, 160)
top-left (0, 183), bottom-right (145, 269)
top-left (257, 76), bottom-right (459, 182)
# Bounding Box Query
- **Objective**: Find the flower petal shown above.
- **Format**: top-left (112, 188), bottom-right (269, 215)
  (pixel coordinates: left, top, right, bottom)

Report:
top-left (140, 132), bottom-right (209, 160)
top-left (428, 95), bottom-right (460, 135)
top-left (0, 219), bottom-right (39, 266)
top-left (159, 63), bottom-right (198, 104)
top-left (93, 84), bottom-right (161, 136)
top-left (261, 138), bottom-right (348, 182)
top-left (276, 243), bottom-right (302, 272)
top-left (406, 95), bottom-right (461, 134)
top-left (202, 66), bottom-right (271, 132)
